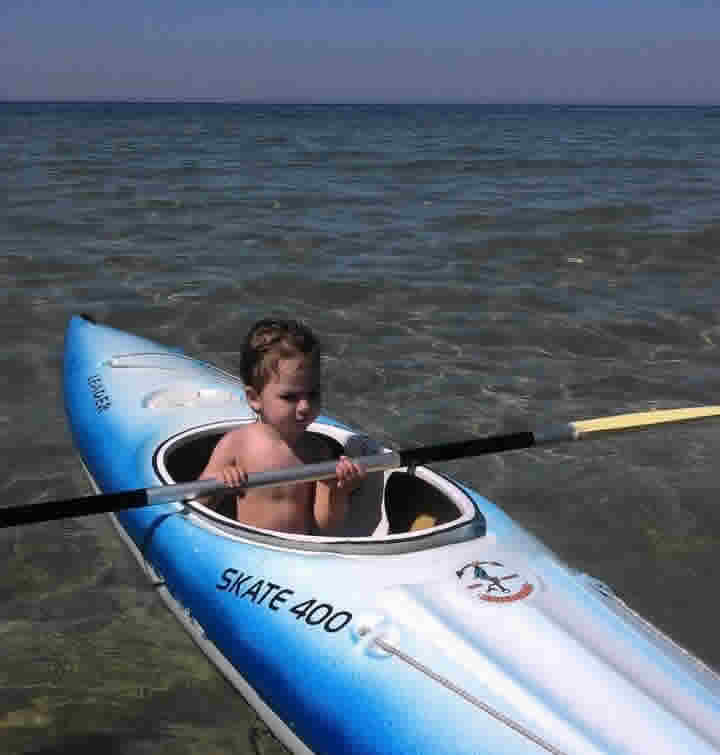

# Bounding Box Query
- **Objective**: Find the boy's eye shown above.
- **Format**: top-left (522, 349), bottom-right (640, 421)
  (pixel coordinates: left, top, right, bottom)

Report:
top-left (281, 390), bottom-right (320, 402)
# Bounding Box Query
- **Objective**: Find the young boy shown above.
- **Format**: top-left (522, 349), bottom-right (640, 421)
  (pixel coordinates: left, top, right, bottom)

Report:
top-left (198, 318), bottom-right (365, 535)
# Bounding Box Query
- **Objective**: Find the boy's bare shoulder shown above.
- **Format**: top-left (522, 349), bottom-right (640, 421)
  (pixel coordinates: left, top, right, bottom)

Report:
top-left (208, 424), bottom-right (271, 463)
top-left (224, 423), bottom-right (283, 454)
top-left (213, 424), bottom-right (254, 451)
top-left (211, 424), bottom-right (335, 467)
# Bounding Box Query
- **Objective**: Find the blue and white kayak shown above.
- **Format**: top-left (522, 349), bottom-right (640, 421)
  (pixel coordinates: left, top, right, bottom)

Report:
top-left (62, 314), bottom-right (720, 755)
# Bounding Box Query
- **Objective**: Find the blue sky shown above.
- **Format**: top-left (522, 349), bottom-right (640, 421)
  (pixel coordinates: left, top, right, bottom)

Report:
top-left (2, 0), bottom-right (719, 103)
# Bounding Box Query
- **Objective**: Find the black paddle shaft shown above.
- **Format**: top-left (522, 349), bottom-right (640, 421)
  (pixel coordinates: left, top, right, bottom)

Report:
top-left (0, 489), bottom-right (150, 528)
top-left (399, 431), bottom-right (536, 467)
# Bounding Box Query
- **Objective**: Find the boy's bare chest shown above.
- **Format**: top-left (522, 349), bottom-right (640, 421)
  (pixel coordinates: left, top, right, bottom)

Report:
top-left (230, 429), bottom-right (329, 534)
top-left (239, 481), bottom-right (315, 533)
top-left (241, 431), bottom-right (326, 472)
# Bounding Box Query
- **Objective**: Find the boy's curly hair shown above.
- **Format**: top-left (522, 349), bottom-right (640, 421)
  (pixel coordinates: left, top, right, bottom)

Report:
top-left (240, 318), bottom-right (321, 391)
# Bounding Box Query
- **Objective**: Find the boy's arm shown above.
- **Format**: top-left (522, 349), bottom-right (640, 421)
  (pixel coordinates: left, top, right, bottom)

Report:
top-left (314, 456), bottom-right (365, 535)
top-left (197, 431), bottom-right (247, 510)
top-left (314, 480), bottom-right (349, 535)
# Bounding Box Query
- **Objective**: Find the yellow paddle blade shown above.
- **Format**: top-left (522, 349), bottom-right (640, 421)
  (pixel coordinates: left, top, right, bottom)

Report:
top-left (571, 406), bottom-right (720, 438)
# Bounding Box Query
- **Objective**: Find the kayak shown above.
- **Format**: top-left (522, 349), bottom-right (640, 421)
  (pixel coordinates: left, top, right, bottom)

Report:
top-left (62, 314), bottom-right (720, 755)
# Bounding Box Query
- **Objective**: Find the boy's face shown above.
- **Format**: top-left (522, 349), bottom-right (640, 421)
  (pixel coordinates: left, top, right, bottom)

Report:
top-left (246, 355), bottom-right (321, 443)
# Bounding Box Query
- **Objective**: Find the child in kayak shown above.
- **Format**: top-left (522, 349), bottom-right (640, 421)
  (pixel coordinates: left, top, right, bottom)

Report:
top-left (198, 318), bottom-right (365, 534)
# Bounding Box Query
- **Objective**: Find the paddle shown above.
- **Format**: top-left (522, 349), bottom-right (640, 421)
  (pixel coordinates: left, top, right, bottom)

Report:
top-left (2, 405), bottom-right (719, 528)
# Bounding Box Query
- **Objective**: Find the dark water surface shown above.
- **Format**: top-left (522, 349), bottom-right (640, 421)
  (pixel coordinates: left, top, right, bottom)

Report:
top-left (2, 102), bottom-right (720, 753)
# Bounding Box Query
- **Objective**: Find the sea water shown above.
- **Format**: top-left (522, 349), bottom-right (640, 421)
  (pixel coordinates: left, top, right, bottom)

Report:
top-left (2, 102), bottom-right (720, 753)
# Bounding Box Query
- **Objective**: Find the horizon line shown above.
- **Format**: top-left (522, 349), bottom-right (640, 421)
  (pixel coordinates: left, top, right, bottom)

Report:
top-left (2, 98), bottom-right (720, 108)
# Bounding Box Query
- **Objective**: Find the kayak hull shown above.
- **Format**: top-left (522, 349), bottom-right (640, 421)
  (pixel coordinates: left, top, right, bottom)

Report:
top-left (63, 315), bottom-right (720, 755)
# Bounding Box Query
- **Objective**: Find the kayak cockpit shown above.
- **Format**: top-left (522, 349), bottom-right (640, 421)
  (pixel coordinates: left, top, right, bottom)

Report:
top-left (154, 420), bottom-right (484, 552)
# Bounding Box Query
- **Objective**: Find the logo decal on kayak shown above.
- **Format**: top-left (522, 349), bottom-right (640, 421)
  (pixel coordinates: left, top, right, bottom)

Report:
top-left (456, 560), bottom-right (533, 603)
top-left (88, 374), bottom-right (112, 413)
top-left (216, 567), bottom-right (353, 634)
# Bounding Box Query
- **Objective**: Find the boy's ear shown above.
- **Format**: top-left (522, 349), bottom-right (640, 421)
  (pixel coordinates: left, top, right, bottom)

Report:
top-left (245, 385), bottom-right (261, 412)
